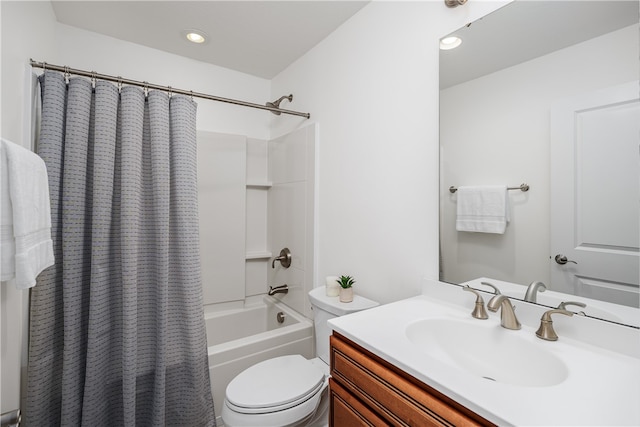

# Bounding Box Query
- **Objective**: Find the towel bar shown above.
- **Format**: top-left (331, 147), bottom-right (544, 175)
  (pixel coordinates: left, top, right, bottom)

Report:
top-left (449, 183), bottom-right (529, 194)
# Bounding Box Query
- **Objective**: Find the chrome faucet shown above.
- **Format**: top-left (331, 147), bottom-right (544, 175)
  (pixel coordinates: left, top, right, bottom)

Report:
top-left (487, 295), bottom-right (521, 330)
top-left (268, 284), bottom-right (289, 296)
top-left (462, 285), bottom-right (489, 320)
top-left (536, 309), bottom-right (573, 341)
top-left (524, 281), bottom-right (547, 303)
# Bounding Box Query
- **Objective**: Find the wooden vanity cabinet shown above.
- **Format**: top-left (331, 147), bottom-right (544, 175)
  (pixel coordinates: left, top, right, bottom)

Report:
top-left (329, 332), bottom-right (495, 427)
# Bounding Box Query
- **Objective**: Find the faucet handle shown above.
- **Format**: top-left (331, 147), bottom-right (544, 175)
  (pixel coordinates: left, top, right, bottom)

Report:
top-left (463, 285), bottom-right (489, 320)
top-left (479, 281), bottom-right (501, 295)
top-left (557, 301), bottom-right (586, 311)
top-left (536, 309), bottom-right (574, 341)
top-left (480, 281), bottom-right (504, 308)
top-left (272, 248), bottom-right (292, 269)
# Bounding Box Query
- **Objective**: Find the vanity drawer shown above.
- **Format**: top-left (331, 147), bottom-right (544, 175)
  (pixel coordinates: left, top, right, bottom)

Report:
top-left (329, 378), bottom-right (388, 426)
top-left (330, 333), bottom-right (493, 427)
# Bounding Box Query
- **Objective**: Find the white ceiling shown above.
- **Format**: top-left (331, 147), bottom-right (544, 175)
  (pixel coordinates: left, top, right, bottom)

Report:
top-left (50, 1), bottom-right (639, 84)
top-left (51, 1), bottom-right (370, 79)
top-left (440, 1), bottom-right (639, 89)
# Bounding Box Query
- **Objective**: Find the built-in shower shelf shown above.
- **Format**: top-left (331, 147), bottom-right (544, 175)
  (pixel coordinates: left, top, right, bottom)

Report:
top-left (246, 251), bottom-right (272, 260)
top-left (246, 182), bottom-right (272, 189)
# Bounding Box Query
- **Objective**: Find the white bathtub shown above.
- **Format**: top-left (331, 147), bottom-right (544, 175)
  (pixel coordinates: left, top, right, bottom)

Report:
top-left (206, 296), bottom-right (314, 425)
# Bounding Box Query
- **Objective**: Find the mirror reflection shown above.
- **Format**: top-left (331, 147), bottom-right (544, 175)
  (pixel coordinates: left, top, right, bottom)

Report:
top-left (439, 1), bottom-right (639, 325)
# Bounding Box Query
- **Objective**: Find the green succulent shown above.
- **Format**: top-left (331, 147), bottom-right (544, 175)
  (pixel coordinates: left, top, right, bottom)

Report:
top-left (337, 275), bottom-right (356, 289)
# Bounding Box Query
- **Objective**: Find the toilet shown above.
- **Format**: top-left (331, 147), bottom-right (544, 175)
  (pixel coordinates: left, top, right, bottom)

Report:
top-left (221, 286), bottom-right (379, 427)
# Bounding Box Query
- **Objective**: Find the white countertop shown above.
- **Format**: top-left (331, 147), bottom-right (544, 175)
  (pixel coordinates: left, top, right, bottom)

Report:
top-left (328, 280), bottom-right (640, 426)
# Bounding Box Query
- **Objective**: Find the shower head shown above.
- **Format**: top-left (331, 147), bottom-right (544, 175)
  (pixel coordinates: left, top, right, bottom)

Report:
top-left (265, 94), bottom-right (293, 115)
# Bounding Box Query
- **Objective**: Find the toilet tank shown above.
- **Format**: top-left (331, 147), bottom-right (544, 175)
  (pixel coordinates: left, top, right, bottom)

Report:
top-left (308, 287), bottom-right (379, 364)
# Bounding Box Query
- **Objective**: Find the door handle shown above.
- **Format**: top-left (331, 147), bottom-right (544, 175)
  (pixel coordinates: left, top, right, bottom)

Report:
top-left (554, 254), bottom-right (577, 265)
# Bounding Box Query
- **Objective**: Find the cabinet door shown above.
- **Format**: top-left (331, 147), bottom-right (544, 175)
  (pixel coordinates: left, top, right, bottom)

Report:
top-left (330, 378), bottom-right (389, 426)
top-left (330, 333), bottom-right (494, 427)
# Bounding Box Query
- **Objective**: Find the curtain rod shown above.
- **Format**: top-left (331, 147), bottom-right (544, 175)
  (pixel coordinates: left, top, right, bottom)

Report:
top-left (29, 59), bottom-right (311, 119)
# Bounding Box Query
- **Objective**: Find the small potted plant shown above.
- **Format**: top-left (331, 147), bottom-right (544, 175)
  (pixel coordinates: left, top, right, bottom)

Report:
top-left (337, 275), bottom-right (355, 303)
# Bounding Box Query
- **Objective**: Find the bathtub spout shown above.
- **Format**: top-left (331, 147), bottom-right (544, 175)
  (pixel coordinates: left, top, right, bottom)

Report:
top-left (268, 284), bottom-right (289, 296)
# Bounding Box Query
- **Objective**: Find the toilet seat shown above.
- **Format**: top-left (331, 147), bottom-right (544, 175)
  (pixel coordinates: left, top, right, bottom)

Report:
top-left (225, 354), bottom-right (326, 415)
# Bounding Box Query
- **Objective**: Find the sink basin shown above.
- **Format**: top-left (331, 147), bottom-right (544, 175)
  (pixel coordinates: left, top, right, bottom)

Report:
top-left (405, 318), bottom-right (568, 387)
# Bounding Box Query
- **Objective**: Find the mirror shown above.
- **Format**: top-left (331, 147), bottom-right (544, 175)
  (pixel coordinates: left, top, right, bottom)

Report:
top-left (439, 1), bottom-right (639, 326)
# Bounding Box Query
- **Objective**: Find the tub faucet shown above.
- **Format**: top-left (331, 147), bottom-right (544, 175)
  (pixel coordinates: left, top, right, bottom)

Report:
top-left (487, 295), bottom-right (521, 330)
top-left (268, 284), bottom-right (289, 296)
top-left (524, 281), bottom-right (547, 303)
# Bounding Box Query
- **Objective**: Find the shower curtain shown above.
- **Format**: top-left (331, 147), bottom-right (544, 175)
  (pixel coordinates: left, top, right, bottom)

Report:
top-left (24, 71), bottom-right (215, 426)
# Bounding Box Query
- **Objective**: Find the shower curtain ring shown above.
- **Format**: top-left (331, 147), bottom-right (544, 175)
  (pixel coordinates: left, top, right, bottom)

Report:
top-left (168, 86), bottom-right (172, 98)
top-left (91, 71), bottom-right (96, 89)
top-left (64, 66), bottom-right (70, 84)
top-left (144, 81), bottom-right (149, 97)
top-left (117, 77), bottom-right (123, 93)
top-left (43, 62), bottom-right (47, 72)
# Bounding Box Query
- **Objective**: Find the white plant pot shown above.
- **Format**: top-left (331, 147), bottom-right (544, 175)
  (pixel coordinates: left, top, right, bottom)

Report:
top-left (339, 287), bottom-right (354, 303)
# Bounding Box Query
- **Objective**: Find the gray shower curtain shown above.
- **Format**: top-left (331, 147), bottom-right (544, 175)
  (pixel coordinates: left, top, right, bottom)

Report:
top-left (25, 71), bottom-right (215, 426)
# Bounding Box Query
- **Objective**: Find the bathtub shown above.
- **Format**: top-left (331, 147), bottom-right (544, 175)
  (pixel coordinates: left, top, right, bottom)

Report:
top-left (206, 296), bottom-right (314, 425)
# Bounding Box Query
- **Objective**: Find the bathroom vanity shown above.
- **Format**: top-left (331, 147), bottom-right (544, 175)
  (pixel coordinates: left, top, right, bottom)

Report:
top-left (329, 332), bottom-right (493, 426)
top-left (327, 280), bottom-right (640, 426)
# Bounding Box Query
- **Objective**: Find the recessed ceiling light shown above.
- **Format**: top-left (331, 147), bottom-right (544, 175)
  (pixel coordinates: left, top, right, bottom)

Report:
top-left (183, 29), bottom-right (207, 44)
top-left (440, 36), bottom-right (462, 50)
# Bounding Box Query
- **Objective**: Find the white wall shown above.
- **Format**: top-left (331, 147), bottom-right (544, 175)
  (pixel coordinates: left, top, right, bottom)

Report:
top-left (1, 0), bottom-right (511, 416)
top-left (1, 1), bottom-right (58, 414)
top-left (197, 131), bottom-right (247, 306)
top-left (245, 138), bottom-right (270, 299)
top-left (270, 1), bottom-right (509, 306)
top-left (268, 124), bottom-right (316, 318)
top-left (440, 24), bottom-right (639, 287)
top-left (53, 23), bottom-right (271, 140)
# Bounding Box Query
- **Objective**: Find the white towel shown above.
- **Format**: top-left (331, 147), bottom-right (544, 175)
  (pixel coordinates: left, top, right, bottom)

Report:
top-left (0, 138), bottom-right (54, 289)
top-left (456, 185), bottom-right (510, 234)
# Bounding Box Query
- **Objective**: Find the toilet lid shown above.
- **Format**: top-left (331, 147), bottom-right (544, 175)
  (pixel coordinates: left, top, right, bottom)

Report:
top-left (226, 355), bottom-right (325, 412)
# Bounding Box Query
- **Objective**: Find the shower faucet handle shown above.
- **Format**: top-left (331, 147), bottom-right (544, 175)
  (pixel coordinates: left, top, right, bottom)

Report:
top-left (272, 248), bottom-right (292, 269)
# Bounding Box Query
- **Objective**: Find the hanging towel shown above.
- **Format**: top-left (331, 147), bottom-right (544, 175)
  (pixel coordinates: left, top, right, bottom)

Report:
top-left (0, 138), bottom-right (54, 289)
top-left (456, 185), bottom-right (510, 234)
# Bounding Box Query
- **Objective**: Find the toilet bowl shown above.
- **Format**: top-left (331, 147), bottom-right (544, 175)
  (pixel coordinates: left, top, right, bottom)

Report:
top-left (221, 287), bottom-right (379, 427)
